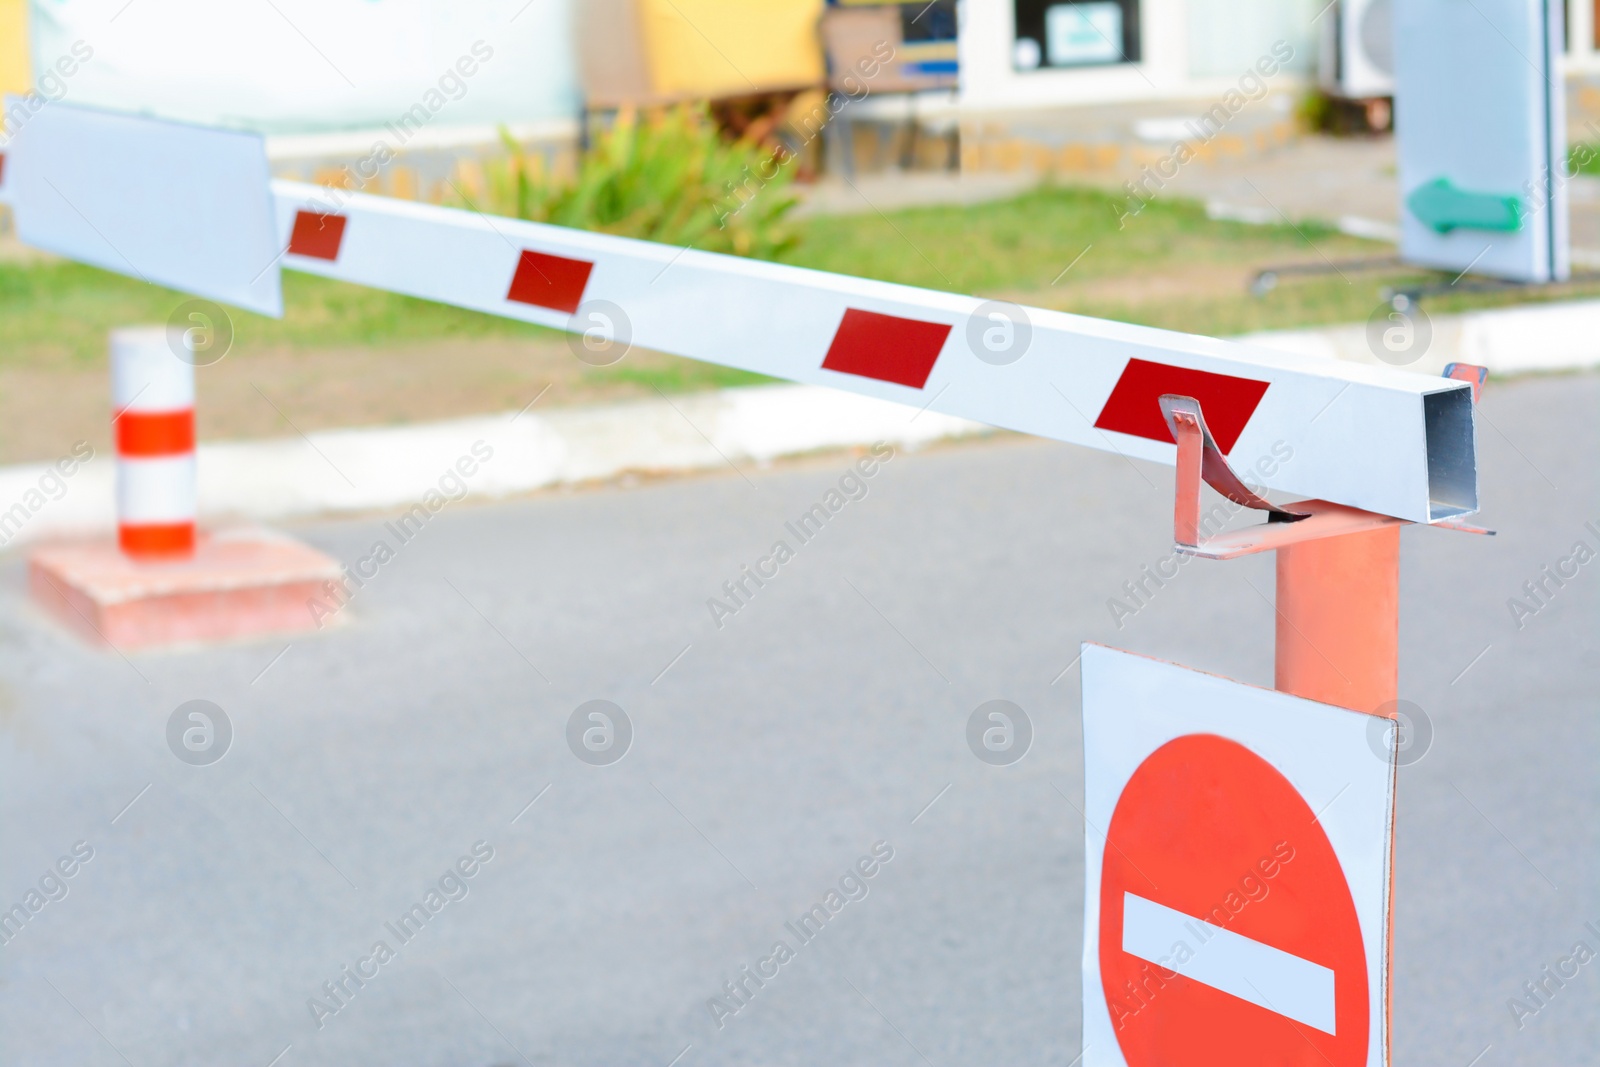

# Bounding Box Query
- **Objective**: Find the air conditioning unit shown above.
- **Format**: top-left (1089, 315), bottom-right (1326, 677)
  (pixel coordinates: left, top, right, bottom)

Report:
top-left (1320, 0), bottom-right (1394, 99)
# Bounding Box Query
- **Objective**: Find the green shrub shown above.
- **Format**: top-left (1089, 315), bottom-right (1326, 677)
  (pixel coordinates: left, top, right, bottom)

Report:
top-left (467, 107), bottom-right (800, 259)
top-left (1294, 88), bottom-right (1334, 133)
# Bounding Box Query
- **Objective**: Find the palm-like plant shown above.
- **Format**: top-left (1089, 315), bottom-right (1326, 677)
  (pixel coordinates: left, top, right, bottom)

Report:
top-left (470, 106), bottom-right (800, 260)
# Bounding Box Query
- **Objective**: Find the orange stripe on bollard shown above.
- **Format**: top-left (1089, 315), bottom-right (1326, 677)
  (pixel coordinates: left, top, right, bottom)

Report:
top-left (116, 409), bottom-right (195, 457)
top-left (118, 522), bottom-right (196, 556)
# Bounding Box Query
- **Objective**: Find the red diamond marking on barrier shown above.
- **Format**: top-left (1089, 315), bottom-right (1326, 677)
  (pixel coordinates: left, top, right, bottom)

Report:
top-left (1095, 359), bottom-right (1269, 454)
top-left (287, 210), bottom-right (347, 262)
top-left (506, 250), bottom-right (594, 314)
top-left (0, 153), bottom-right (7, 187)
top-left (820, 308), bottom-right (952, 389)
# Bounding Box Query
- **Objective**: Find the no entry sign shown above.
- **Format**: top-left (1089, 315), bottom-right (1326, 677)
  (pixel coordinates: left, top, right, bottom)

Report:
top-left (1080, 646), bottom-right (1396, 1067)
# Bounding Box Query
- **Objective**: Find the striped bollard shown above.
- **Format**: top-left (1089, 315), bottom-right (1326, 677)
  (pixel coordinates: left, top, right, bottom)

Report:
top-left (111, 327), bottom-right (196, 557)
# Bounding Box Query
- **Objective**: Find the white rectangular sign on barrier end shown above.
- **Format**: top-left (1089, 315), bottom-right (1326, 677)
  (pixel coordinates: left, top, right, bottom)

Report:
top-left (1080, 644), bottom-right (1395, 1067)
top-left (3, 101), bottom-right (283, 316)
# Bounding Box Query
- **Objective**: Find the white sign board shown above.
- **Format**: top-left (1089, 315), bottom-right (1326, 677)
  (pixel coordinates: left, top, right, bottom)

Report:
top-left (4, 102), bottom-right (283, 315)
top-left (1394, 0), bottom-right (1568, 283)
top-left (1081, 644), bottom-right (1395, 1067)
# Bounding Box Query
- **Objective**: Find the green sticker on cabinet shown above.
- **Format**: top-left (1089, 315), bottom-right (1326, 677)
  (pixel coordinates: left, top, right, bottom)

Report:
top-left (1406, 177), bottom-right (1523, 234)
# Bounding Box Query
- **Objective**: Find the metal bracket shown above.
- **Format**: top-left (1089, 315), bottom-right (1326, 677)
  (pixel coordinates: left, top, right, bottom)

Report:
top-left (1158, 395), bottom-right (1307, 522)
top-left (1442, 361), bottom-right (1487, 402)
top-left (1160, 387), bottom-right (1493, 558)
top-left (1160, 393), bottom-right (1403, 559)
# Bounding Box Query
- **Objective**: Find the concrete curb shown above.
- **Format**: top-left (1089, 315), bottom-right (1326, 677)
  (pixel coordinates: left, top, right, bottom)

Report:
top-left (0, 384), bottom-right (986, 551)
top-left (1240, 298), bottom-right (1600, 376)
top-left (2, 297), bottom-right (1596, 551)
top-left (1205, 202), bottom-right (1403, 243)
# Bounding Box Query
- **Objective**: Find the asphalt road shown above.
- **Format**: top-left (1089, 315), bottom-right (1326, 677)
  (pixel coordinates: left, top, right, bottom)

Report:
top-left (0, 370), bottom-right (1595, 1067)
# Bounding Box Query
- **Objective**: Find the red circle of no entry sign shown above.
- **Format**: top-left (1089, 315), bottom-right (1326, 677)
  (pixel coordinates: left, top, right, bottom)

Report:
top-left (1099, 734), bottom-right (1368, 1066)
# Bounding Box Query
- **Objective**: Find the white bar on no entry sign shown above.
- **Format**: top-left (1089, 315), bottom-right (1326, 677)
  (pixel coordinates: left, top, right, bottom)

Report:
top-left (1121, 892), bottom-right (1337, 1035)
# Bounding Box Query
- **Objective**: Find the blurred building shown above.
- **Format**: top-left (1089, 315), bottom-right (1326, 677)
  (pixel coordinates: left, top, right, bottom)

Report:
top-left (4, 0), bottom-right (1600, 194)
top-left (25, 0), bottom-right (579, 133)
top-left (578, 0), bottom-right (826, 108)
top-left (11, 0), bottom-right (582, 203)
top-left (0, 0), bottom-right (27, 97)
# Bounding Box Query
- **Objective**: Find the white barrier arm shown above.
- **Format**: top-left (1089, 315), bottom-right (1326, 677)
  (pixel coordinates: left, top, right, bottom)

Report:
top-left (0, 97), bottom-right (1476, 526)
top-left (273, 180), bottom-right (1476, 525)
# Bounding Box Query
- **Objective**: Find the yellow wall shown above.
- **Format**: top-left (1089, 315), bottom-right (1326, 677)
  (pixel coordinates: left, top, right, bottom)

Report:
top-left (639, 0), bottom-right (823, 99)
top-left (0, 0), bottom-right (29, 96)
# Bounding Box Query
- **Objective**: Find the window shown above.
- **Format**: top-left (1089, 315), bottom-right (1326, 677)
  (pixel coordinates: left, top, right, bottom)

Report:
top-left (1013, 0), bottom-right (1142, 70)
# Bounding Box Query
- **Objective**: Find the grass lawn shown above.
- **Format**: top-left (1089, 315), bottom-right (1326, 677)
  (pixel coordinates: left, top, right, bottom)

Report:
top-left (3, 183), bottom-right (1597, 462)
top-left (15, 183), bottom-right (1600, 368)
top-left (785, 185), bottom-right (1600, 334)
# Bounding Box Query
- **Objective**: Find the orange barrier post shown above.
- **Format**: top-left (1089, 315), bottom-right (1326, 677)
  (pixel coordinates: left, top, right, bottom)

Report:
top-left (1275, 526), bottom-right (1401, 712)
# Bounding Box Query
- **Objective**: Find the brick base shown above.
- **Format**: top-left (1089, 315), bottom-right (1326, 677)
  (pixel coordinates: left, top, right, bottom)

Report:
top-left (30, 529), bottom-right (344, 650)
